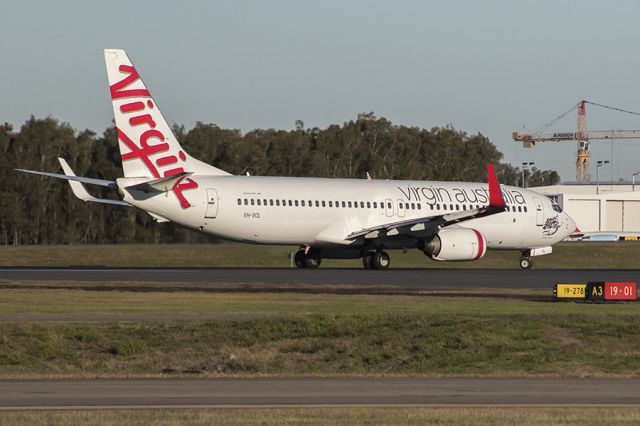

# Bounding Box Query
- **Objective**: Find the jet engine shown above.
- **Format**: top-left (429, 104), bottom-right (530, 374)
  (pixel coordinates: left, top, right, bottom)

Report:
top-left (421, 228), bottom-right (487, 261)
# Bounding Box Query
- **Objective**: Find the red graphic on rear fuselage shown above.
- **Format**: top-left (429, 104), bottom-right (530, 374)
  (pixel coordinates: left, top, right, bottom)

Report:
top-left (111, 65), bottom-right (198, 209)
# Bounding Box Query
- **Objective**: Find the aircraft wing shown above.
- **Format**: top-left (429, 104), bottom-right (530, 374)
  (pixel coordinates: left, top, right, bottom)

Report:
top-left (345, 163), bottom-right (506, 240)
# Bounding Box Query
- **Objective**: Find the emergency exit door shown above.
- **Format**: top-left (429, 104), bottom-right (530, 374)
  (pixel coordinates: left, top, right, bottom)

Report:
top-left (205, 189), bottom-right (219, 218)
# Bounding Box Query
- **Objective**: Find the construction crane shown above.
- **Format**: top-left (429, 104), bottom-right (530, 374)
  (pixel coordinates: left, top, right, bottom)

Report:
top-left (513, 100), bottom-right (640, 182)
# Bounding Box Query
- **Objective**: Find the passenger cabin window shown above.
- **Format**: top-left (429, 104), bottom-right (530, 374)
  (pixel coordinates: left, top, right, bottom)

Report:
top-left (276, 200), bottom-right (280, 206)
top-left (367, 202), bottom-right (371, 208)
top-left (322, 201), bottom-right (326, 207)
top-left (270, 199), bottom-right (274, 206)
top-left (237, 198), bottom-right (241, 205)
top-left (257, 199), bottom-right (261, 206)
top-left (373, 202), bottom-right (377, 208)
top-left (295, 200), bottom-right (299, 207)
top-left (250, 199), bottom-right (255, 205)
top-left (288, 200), bottom-right (292, 206)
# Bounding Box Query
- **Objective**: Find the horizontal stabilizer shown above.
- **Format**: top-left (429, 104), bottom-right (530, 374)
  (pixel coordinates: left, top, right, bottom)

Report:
top-left (15, 168), bottom-right (116, 188)
top-left (15, 159), bottom-right (130, 207)
top-left (124, 172), bottom-right (193, 193)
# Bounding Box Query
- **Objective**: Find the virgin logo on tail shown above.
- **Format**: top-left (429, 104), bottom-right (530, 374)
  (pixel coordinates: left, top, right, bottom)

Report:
top-left (110, 65), bottom-right (197, 209)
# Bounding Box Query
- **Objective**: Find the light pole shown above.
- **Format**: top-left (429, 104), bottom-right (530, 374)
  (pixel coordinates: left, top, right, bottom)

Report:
top-left (521, 162), bottom-right (535, 188)
top-left (596, 160), bottom-right (610, 195)
top-left (633, 172), bottom-right (640, 192)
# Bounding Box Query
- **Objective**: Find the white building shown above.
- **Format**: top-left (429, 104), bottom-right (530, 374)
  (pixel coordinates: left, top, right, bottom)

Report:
top-left (530, 183), bottom-right (640, 233)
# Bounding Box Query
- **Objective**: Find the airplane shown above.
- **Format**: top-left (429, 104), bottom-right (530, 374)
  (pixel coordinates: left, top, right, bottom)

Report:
top-left (16, 49), bottom-right (577, 270)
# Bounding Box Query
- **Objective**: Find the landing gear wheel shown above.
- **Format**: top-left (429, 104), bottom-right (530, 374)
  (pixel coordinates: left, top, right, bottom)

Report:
top-left (362, 252), bottom-right (375, 269)
top-left (294, 250), bottom-right (321, 269)
top-left (519, 257), bottom-right (533, 269)
top-left (294, 250), bottom-right (305, 268)
top-left (303, 252), bottom-right (321, 269)
top-left (371, 251), bottom-right (390, 270)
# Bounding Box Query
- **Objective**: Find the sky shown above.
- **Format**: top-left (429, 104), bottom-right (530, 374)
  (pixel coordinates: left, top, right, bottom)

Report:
top-left (2, 0), bottom-right (640, 182)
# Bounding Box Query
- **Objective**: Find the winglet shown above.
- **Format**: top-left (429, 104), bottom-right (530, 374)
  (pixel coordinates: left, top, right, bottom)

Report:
top-left (487, 162), bottom-right (506, 209)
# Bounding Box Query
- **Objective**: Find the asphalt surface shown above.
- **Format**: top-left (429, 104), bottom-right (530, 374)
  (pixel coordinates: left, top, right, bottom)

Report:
top-left (1, 378), bottom-right (640, 408)
top-left (0, 267), bottom-right (639, 289)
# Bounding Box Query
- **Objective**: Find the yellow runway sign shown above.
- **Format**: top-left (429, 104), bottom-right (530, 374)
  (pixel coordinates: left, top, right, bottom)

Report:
top-left (554, 283), bottom-right (586, 299)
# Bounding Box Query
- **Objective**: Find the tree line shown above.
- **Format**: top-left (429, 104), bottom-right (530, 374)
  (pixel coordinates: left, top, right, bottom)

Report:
top-left (0, 113), bottom-right (559, 245)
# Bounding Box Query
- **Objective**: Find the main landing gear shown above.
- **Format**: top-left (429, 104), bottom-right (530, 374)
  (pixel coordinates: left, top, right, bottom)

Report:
top-left (362, 251), bottom-right (390, 270)
top-left (519, 249), bottom-right (533, 269)
top-left (294, 249), bottom-right (321, 269)
top-left (293, 248), bottom-right (391, 270)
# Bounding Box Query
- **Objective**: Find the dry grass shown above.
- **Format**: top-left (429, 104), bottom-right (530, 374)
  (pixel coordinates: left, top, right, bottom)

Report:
top-left (1, 407), bottom-right (640, 426)
top-left (0, 287), bottom-right (635, 317)
top-left (0, 292), bottom-right (639, 378)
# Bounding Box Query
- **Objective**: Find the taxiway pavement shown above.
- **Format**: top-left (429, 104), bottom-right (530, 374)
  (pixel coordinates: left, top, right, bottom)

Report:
top-left (1, 378), bottom-right (640, 408)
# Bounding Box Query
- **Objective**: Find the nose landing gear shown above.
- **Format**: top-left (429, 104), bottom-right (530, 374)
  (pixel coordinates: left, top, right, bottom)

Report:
top-left (519, 249), bottom-right (533, 269)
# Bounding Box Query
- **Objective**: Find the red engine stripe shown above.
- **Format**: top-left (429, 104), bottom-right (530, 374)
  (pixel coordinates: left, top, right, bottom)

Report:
top-left (473, 229), bottom-right (485, 260)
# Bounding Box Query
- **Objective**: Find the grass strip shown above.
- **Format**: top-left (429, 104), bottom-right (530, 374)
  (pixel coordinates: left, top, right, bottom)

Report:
top-left (1, 309), bottom-right (640, 378)
top-left (2, 407), bottom-right (640, 426)
top-left (0, 289), bottom-right (638, 379)
top-left (0, 242), bottom-right (639, 268)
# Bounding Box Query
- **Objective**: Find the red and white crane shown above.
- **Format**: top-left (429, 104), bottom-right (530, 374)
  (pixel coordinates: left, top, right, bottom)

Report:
top-left (513, 100), bottom-right (640, 182)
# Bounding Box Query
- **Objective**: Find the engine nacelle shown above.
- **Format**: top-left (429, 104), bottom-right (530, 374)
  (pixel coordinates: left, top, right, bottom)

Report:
top-left (422, 228), bottom-right (487, 261)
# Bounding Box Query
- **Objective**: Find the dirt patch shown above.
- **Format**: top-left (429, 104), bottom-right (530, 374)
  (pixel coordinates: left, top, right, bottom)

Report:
top-left (549, 326), bottom-right (583, 347)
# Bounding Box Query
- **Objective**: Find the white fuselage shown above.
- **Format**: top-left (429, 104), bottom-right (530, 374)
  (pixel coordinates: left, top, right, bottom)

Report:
top-left (119, 175), bottom-right (576, 252)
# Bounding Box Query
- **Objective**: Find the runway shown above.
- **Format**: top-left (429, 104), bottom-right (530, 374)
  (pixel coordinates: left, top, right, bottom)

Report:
top-left (0, 267), bottom-right (639, 289)
top-left (1, 378), bottom-right (640, 408)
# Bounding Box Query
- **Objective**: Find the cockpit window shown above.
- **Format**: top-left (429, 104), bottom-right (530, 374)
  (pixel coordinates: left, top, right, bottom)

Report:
top-left (552, 203), bottom-right (563, 213)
